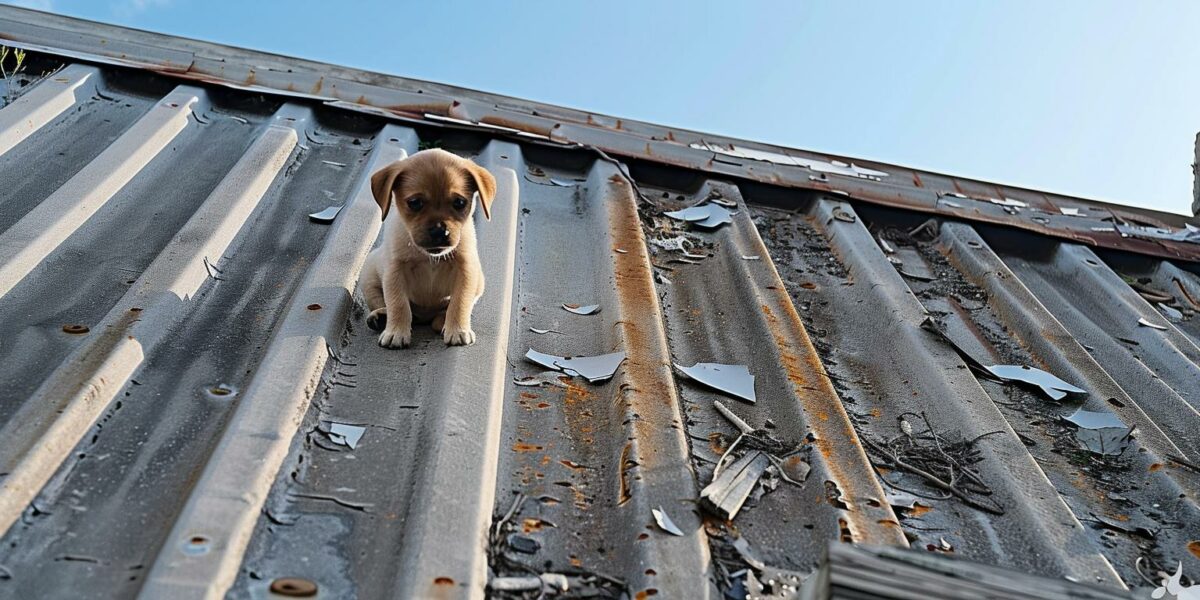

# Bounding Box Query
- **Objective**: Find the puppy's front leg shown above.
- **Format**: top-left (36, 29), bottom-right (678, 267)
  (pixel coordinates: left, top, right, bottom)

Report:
top-left (442, 270), bottom-right (481, 346)
top-left (378, 266), bottom-right (413, 349)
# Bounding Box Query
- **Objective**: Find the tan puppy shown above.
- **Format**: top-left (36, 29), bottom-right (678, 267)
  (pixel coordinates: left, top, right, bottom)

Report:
top-left (361, 149), bottom-right (496, 348)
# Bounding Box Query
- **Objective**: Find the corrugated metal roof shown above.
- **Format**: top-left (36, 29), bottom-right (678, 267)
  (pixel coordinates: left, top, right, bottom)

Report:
top-left (0, 6), bottom-right (1198, 600)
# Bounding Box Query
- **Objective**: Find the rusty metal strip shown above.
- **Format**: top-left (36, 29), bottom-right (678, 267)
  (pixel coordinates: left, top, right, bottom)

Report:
top-left (603, 164), bottom-right (713, 598)
top-left (736, 197), bottom-right (909, 546)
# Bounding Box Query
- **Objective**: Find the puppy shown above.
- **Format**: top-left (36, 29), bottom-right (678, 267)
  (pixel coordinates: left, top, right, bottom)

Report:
top-left (361, 149), bottom-right (496, 348)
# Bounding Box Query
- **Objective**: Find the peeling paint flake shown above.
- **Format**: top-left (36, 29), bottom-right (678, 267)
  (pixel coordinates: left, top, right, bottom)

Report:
top-left (324, 422), bottom-right (365, 450)
top-left (664, 203), bottom-right (733, 229)
top-left (675, 362), bottom-right (756, 404)
top-left (525, 349), bottom-right (626, 383)
top-left (1064, 409), bottom-right (1134, 456)
top-left (561, 303), bottom-right (601, 316)
top-left (308, 205), bottom-right (342, 223)
top-left (651, 506), bottom-right (684, 536)
top-left (985, 365), bottom-right (1086, 401)
top-left (1138, 317), bottom-right (1168, 331)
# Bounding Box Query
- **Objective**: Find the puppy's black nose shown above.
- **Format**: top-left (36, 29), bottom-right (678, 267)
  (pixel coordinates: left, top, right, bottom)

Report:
top-left (427, 222), bottom-right (450, 244)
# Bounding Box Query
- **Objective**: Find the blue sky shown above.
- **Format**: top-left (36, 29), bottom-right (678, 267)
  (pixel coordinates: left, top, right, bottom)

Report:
top-left (6, 0), bottom-right (1200, 215)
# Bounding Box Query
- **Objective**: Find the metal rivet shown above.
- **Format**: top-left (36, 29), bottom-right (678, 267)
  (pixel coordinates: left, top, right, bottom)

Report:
top-left (269, 577), bottom-right (318, 597)
top-left (62, 324), bottom-right (89, 334)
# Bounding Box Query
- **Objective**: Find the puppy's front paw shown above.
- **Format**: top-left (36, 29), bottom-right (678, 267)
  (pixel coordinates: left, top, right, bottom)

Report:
top-left (366, 308), bottom-right (387, 332)
top-left (443, 326), bottom-right (476, 346)
top-left (378, 327), bottom-right (411, 349)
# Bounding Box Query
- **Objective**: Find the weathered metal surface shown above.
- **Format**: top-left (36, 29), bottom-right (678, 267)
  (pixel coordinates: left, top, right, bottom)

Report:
top-left (1, 5), bottom-right (1198, 264)
top-left (0, 9), bottom-right (1197, 600)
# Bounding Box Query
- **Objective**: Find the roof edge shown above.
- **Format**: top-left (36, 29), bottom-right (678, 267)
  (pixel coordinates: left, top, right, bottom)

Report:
top-left (2, 5), bottom-right (1198, 262)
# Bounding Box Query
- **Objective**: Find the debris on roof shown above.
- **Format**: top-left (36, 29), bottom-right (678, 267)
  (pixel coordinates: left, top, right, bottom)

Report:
top-left (651, 506), bottom-right (684, 537)
top-left (674, 362), bottom-right (757, 404)
top-left (561, 303), bottom-right (600, 316)
top-left (1064, 408), bottom-right (1134, 457)
top-left (801, 543), bottom-right (1134, 600)
top-left (307, 205), bottom-right (342, 223)
top-left (863, 413), bottom-right (1006, 515)
top-left (0, 7), bottom-right (1198, 599)
top-left (984, 364), bottom-right (1087, 401)
top-left (323, 422), bottom-right (365, 450)
top-left (664, 202), bottom-right (735, 229)
top-left (1138, 317), bottom-right (1169, 331)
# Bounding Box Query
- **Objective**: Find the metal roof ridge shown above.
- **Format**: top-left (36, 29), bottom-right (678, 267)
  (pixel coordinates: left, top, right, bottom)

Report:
top-left (2, 4), bottom-right (1198, 263)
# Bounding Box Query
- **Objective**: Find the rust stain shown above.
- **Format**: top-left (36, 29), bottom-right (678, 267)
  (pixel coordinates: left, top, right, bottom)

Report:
top-left (869, 408), bottom-right (882, 418)
top-left (522, 518), bottom-right (552, 533)
top-left (519, 392), bottom-right (539, 399)
top-left (707, 432), bottom-right (726, 455)
top-left (570, 555), bottom-right (582, 567)
top-left (1188, 540), bottom-right (1200, 559)
top-left (838, 518), bottom-right (854, 543)
top-left (311, 76), bottom-right (323, 94)
top-left (571, 484), bottom-right (590, 511)
top-left (635, 590), bottom-right (658, 599)
top-left (560, 459), bottom-right (586, 470)
top-left (905, 504), bottom-right (933, 518)
top-left (563, 382), bottom-right (591, 406)
top-left (479, 114), bottom-right (551, 137)
top-left (1150, 463), bottom-right (1164, 472)
top-left (752, 266), bottom-right (906, 546)
top-left (606, 176), bottom-right (692, 461)
top-left (512, 442), bottom-right (543, 453)
top-left (618, 442), bottom-right (633, 506)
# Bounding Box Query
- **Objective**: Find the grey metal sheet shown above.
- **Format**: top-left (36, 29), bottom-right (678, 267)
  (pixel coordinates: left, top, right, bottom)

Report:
top-left (0, 14), bottom-right (1194, 599)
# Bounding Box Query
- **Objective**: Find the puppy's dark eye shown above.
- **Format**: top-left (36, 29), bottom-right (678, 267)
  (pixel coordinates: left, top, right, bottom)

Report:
top-left (453, 197), bottom-right (468, 211)
top-left (407, 197), bottom-right (424, 211)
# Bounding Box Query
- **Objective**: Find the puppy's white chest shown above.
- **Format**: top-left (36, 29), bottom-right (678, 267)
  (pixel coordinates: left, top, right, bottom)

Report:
top-left (401, 261), bottom-right (456, 306)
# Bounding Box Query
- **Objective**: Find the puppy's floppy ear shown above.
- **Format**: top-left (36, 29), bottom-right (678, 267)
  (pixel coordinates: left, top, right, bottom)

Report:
top-left (370, 162), bottom-right (405, 221)
top-left (462, 162), bottom-right (497, 220)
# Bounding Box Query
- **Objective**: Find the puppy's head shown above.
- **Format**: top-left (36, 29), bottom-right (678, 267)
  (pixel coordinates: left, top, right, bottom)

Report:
top-left (370, 149), bottom-right (497, 257)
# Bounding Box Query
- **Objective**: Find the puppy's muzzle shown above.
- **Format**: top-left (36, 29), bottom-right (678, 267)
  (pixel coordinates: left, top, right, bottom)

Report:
top-left (421, 222), bottom-right (453, 253)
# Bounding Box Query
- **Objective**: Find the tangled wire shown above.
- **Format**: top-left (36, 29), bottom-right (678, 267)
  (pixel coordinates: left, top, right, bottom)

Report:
top-left (863, 412), bottom-right (1006, 516)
